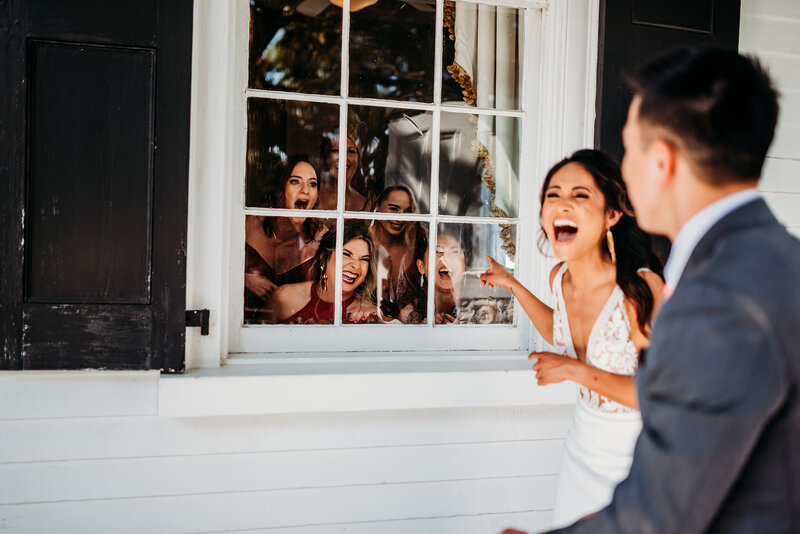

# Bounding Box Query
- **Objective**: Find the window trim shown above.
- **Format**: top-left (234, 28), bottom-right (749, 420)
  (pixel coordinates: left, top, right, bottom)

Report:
top-left (185, 0), bottom-right (600, 369)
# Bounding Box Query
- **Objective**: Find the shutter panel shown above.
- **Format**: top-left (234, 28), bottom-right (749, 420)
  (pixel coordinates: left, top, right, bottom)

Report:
top-left (596, 0), bottom-right (741, 162)
top-left (0, 0), bottom-right (193, 370)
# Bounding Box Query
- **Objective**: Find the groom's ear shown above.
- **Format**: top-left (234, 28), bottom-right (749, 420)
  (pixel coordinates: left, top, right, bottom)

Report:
top-left (649, 137), bottom-right (677, 188)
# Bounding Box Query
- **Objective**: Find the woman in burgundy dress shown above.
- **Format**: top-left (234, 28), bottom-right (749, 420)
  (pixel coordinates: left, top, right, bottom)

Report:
top-left (270, 223), bottom-right (379, 324)
top-left (244, 155), bottom-right (326, 323)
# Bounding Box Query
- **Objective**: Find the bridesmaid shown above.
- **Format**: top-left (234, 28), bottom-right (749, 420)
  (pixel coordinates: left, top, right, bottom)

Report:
top-left (244, 155), bottom-right (326, 323)
top-left (270, 223), bottom-right (378, 324)
top-left (481, 149), bottom-right (663, 527)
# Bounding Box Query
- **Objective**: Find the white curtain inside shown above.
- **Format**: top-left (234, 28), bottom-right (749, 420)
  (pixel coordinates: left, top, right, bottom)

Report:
top-left (450, 2), bottom-right (520, 238)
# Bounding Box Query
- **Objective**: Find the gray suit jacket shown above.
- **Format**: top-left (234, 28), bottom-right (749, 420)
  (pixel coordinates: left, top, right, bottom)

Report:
top-left (551, 199), bottom-right (800, 533)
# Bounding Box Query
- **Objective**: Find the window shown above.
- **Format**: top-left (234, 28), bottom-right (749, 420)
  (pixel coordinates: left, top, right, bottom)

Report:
top-left (230, 0), bottom-right (535, 354)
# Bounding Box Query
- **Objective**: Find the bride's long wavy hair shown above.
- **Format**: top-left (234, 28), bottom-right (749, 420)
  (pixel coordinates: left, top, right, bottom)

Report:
top-left (539, 149), bottom-right (664, 332)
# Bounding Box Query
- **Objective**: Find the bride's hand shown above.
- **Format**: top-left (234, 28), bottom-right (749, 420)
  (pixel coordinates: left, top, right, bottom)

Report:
top-left (528, 351), bottom-right (578, 385)
top-left (479, 254), bottom-right (516, 291)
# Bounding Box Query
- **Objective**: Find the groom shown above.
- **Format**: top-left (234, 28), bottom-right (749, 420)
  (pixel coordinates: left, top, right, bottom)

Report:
top-left (505, 47), bottom-right (800, 533)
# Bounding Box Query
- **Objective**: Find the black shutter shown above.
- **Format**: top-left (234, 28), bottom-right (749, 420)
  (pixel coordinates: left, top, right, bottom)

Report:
top-left (0, 0), bottom-right (193, 371)
top-left (596, 0), bottom-right (741, 162)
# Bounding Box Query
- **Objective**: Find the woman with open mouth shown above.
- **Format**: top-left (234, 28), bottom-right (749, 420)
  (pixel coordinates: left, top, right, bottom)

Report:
top-left (368, 185), bottom-right (426, 323)
top-left (270, 223), bottom-right (379, 325)
top-left (480, 149), bottom-right (664, 528)
top-left (243, 155), bottom-right (327, 323)
top-left (413, 227), bottom-right (467, 324)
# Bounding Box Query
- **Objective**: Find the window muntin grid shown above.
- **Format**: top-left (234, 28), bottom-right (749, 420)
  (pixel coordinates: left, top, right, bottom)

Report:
top-left (242, 0), bottom-right (526, 338)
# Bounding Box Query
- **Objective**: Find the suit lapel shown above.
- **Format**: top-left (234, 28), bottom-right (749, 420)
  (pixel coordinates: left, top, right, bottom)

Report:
top-left (678, 199), bottom-right (777, 285)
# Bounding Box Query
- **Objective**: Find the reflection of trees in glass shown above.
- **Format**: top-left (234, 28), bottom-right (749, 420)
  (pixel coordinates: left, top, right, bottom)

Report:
top-left (246, 99), bottom-right (339, 207)
top-left (349, 2), bottom-right (436, 101)
top-left (249, 0), bottom-right (342, 94)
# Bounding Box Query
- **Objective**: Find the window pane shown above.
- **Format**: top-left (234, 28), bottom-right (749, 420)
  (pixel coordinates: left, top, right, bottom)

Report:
top-left (439, 112), bottom-right (520, 218)
top-left (336, 221), bottom-right (381, 324)
top-left (349, 0), bottom-right (436, 102)
top-left (246, 99), bottom-right (339, 208)
top-left (244, 217), bottom-right (335, 324)
top-left (249, 0), bottom-right (342, 95)
top-left (433, 222), bottom-right (515, 325)
top-left (442, 3), bottom-right (523, 110)
top-left (347, 105), bottom-right (433, 213)
top-left (358, 216), bottom-right (428, 324)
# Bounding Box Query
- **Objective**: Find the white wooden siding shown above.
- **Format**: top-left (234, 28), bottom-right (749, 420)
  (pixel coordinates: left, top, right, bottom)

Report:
top-left (0, 375), bottom-right (571, 533)
top-left (741, 0), bottom-right (800, 238)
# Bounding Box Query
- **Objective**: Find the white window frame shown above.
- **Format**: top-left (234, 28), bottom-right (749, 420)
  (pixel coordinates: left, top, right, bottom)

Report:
top-left (185, 0), bottom-right (600, 369)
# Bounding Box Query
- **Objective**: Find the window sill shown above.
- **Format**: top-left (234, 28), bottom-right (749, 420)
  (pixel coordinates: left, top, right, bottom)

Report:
top-left (159, 351), bottom-right (576, 417)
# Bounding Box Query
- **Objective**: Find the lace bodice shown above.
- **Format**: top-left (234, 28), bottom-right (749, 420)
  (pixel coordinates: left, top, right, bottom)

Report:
top-left (551, 263), bottom-right (638, 414)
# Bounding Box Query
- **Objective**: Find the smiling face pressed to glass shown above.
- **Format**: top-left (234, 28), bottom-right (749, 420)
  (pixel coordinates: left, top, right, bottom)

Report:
top-left (415, 234), bottom-right (465, 292)
top-left (376, 189), bottom-right (413, 237)
top-left (322, 237), bottom-right (371, 297)
top-left (541, 162), bottom-right (617, 263)
top-left (283, 161), bottom-right (319, 224)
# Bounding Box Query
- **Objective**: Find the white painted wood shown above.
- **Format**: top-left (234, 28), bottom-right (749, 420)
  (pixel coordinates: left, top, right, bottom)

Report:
top-left (0, 440), bottom-right (563, 504)
top-left (237, 511), bottom-right (551, 534)
top-left (762, 192), bottom-right (800, 227)
top-left (769, 123), bottom-right (800, 160)
top-left (760, 157), bottom-right (800, 194)
top-left (741, 0), bottom-right (800, 20)
top-left (185, 0), bottom-right (247, 368)
top-left (0, 477), bottom-right (556, 534)
top-left (739, 15), bottom-right (800, 55)
top-left (0, 371), bottom-right (158, 420)
top-left (159, 362), bottom-right (576, 416)
top-left (0, 404), bottom-right (573, 463)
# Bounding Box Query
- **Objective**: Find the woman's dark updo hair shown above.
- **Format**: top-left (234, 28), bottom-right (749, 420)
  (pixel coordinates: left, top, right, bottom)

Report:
top-left (539, 149), bottom-right (664, 332)
top-left (262, 154), bottom-right (322, 243)
top-left (311, 223), bottom-right (377, 303)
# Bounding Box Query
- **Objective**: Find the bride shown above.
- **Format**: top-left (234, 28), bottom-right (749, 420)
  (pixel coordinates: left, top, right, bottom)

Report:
top-left (481, 149), bottom-right (663, 529)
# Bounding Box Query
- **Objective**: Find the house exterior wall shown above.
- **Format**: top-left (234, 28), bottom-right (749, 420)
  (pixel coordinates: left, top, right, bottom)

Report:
top-left (2, 2), bottom-right (798, 533)
top-left (0, 371), bottom-right (572, 533)
top-left (741, 0), bottom-right (800, 236)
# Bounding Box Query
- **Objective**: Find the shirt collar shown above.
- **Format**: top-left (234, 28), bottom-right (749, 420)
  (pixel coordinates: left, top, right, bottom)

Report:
top-left (664, 189), bottom-right (760, 289)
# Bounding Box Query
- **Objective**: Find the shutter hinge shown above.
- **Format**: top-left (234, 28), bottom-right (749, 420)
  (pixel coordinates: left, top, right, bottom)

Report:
top-left (185, 309), bottom-right (210, 335)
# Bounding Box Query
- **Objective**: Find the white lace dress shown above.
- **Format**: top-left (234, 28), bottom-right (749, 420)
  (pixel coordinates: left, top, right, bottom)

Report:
top-left (549, 263), bottom-right (642, 528)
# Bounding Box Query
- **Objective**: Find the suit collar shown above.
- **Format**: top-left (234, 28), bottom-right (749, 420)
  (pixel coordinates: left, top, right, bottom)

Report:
top-left (664, 190), bottom-right (761, 288)
top-left (680, 198), bottom-right (777, 283)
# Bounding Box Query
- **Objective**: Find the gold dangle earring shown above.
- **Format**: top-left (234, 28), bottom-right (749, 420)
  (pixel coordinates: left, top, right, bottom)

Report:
top-left (606, 228), bottom-right (617, 264)
top-left (321, 272), bottom-right (328, 291)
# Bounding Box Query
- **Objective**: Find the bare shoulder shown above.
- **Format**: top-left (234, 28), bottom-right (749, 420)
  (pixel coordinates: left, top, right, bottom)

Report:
top-left (625, 270), bottom-right (664, 349)
top-left (272, 281), bottom-right (313, 320)
top-left (548, 262), bottom-right (565, 291)
top-left (638, 269), bottom-right (664, 298)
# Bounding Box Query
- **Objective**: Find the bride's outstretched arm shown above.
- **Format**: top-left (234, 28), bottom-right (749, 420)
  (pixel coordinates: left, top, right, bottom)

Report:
top-left (480, 255), bottom-right (555, 345)
top-left (530, 352), bottom-right (639, 409)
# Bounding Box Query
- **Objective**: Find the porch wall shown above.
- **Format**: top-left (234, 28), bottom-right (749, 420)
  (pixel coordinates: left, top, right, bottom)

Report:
top-left (0, 371), bottom-right (571, 533)
top-left (741, 0), bottom-right (800, 236)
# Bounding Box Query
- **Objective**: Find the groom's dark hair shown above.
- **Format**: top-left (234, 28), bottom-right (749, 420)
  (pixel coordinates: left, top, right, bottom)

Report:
top-left (623, 46), bottom-right (779, 185)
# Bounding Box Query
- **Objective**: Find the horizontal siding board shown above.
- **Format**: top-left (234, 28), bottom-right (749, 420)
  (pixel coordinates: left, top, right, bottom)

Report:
top-left (760, 157), bottom-right (800, 193)
top-left (0, 371), bottom-right (159, 420)
top-left (0, 440), bottom-right (563, 504)
top-left (0, 477), bottom-right (557, 534)
top-left (187, 510), bottom-right (552, 534)
top-left (741, 0), bottom-right (800, 19)
top-left (739, 15), bottom-right (800, 55)
top-left (0, 405), bottom-right (573, 463)
top-left (768, 123), bottom-right (800, 160)
top-left (763, 192), bottom-right (800, 227)
top-left (756, 53), bottom-right (800, 93)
